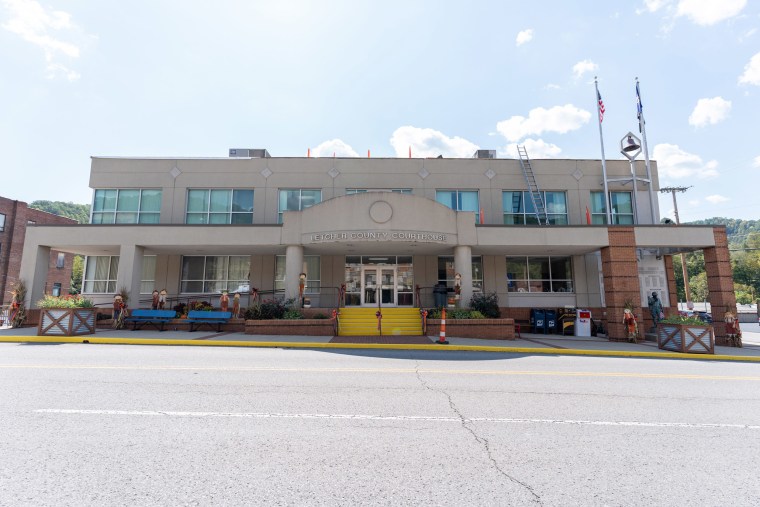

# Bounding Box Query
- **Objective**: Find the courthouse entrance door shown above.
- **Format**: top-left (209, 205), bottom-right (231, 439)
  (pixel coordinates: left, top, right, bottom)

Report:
top-left (361, 266), bottom-right (397, 306)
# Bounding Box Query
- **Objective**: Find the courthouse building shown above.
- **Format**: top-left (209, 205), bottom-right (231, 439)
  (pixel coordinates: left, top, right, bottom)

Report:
top-left (19, 148), bottom-right (737, 342)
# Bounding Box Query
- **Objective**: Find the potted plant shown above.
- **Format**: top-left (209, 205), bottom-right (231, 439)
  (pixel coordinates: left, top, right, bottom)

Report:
top-left (657, 314), bottom-right (714, 354)
top-left (37, 294), bottom-right (96, 336)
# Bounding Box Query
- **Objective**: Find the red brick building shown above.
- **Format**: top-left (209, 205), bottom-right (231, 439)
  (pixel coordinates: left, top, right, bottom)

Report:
top-left (0, 197), bottom-right (77, 305)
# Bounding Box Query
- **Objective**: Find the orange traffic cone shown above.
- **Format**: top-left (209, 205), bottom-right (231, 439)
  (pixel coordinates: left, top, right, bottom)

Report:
top-left (438, 308), bottom-right (449, 344)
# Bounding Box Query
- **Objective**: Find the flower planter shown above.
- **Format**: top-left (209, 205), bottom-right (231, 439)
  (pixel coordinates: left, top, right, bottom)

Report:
top-left (38, 308), bottom-right (96, 336)
top-left (427, 318), bottom-right (517, 340)
top-left (657, 323), bottom-right (714, 354)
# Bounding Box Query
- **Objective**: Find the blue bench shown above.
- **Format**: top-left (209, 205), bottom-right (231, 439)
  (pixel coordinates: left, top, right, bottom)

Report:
top-left (124, 309), bottom-right (176, 331)
top-left (186, 310), bottom-right (232, 332)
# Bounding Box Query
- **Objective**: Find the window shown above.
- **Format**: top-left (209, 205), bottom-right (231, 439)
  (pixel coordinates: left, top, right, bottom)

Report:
top-left (278, 189), bottom-right (322, 223)
top-left (346, 189), bottom-right (412, 194)
top-left (506, 256), bottom-right (573, 293)
top-left (83, 256), bottom-right (119, 293)
top-left (0, 213), bottom-right (5, 232)
top-left (275, 256), bottom-right (320, 294)
top-left (437, 256), bottom-right (483, 292)
top-left (52, 283), bottom-right (62, 297)
top-left (91, 189), bottom-right (162, 224)
top-left (186, 189), bottom-right (253, 224)
top-left (590, 191), bottom-right (634, 224)
top-left (180, 256), bottom-right (250, 293)
top-left (141, 256), bottom-right (156, 294)
top-left (56, 252), bottom-right (65, 269)
top-left (503, 191), bottom-right (568, 225)
top-left (436, 190), bottom-right (480, 223)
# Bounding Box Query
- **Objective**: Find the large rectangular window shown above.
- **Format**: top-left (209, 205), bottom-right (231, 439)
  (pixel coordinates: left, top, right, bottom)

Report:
top-left (590, 191), bottom-right (634, 224)
top-left (185, 189), bottom-right (253, 224)
top-left (0, 213), bottom-right (5, 232)
top-left (436, 190), bottom-right (480, 223)
top-left (437, 256), bottom-right (483, 292)
top-left (503, 191), bottom-right (568, 225)
top-left (275, 256), bottom-right (320, 294)
top-left (141, 255), bottom-right (156, 294)
top-left (91, 189), bottom-right (161, 224)
top-left (506, 256), bottom-right (573, 293)
top-left (180, 256), bottom-right (249, 294)
top-left (83, 256), bottom-right (119, 293)
top-left (346, 189), bottom-right (412, 194)
top-left (278, 189), bottom-right (322, 223)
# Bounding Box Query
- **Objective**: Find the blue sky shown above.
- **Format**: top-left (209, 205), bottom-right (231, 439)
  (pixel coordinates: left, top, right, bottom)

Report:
top-left (1, 0), bottom-right (758, 222)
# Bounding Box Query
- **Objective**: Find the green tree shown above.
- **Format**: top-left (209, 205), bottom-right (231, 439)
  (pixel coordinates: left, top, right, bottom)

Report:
top-left (689, 272), bottom-right (708, 302)
top-left (70, 255), bottom-right (84, 294)
top-left (29, 200), bottom-right (90, 224)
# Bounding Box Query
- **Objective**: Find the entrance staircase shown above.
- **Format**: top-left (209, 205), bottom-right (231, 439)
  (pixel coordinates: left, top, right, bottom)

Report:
top-left (337, 307), bottom-right (423, 336)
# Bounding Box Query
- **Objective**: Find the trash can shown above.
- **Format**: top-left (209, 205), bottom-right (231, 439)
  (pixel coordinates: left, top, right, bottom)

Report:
top-left (545, 309), bottom-right (557, 334)
top-left (575, 310), bottom-right (591, 336)
top-left (531, 309), bottom-right (545, 334)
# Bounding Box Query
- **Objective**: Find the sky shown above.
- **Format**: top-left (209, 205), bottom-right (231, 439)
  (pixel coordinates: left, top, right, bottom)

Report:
top-left (0, 0), bottom-right (758, 222)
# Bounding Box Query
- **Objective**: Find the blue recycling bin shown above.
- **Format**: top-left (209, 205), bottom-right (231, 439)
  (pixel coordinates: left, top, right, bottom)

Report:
top-left (544, 309), bottom-right (557, 334)
top-left (531, 309), bottom-right (545, 334)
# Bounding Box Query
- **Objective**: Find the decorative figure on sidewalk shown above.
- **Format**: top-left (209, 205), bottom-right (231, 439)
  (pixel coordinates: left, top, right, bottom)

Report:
top-left (158, 289), bottom-right (167, 310)
top-left (151, 289), bottom-right (160, 310)
top-left (299, 272), bottom-right (307, 306)
top-left (113, 294), bottom-right (127, 329)
top-left (724, 312), bottom-right (743, 348)
top-left (623, 308), bottom-right (638, 343)
top-left (647, 291), bottom-right (663, 329)
top-left (232, 293), bottom-right (241, 318)
top-left (220, 290), bottom-right (230, 312)
top-left (454, 273), bottom-right (462, 300)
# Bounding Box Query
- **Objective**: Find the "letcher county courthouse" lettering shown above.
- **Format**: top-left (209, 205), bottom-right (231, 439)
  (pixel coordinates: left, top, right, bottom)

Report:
top-left (309, 231), bottom-right (447, 242)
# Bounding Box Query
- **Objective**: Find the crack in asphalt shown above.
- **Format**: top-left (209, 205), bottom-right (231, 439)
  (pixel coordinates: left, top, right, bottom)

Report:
top-left (413, 360), bottom-right (542, 505)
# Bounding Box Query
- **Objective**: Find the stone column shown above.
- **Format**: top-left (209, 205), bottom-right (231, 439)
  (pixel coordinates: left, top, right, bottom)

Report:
top-left (284, 245), bottom-right (304, 301)
top-left (19, 245), bottom-right (51, 308)
top-left (704, 227), bottom-right (736, 345)
top-left (600, 227), bottom-right (642, 341)
top-left (454, 245), bottom-right (473, 307)
top-left (115, 244), bottom-right (145, 306)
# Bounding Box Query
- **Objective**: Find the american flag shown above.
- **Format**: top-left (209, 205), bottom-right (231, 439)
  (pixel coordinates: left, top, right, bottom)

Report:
top-left (597, 90), bottom-right (605, 123)
top-left (636, 81), bottom-right (644, 132)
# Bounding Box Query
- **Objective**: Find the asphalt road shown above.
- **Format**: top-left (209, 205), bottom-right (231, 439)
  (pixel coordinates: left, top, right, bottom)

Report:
top-left (1, 343), bottom-right (759, 506)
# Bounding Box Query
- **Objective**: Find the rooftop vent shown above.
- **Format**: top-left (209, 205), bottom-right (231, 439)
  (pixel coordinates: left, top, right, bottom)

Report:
top-left (229, 148), bottom-right (271, 158)
top-left (473, 149), bottom-right (496, 159)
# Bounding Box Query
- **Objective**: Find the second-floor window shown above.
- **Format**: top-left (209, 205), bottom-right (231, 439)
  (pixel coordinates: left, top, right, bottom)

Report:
top-left (503, 191), bottom-right (568, 225)
top-left (91, 189), bottom-right (161, 224)
top-left (590, 191), bottom-right (634, 224)
top-left (278, 189), bottom-right (322, 223)
top-left (436, 190), bottom-right (480, 223)
top-left (0, 213), bottom-right (5, 232)
top-left (346, 189), bottom-right (412, 194)
top-left (186, 189), bottom-right (254, 224)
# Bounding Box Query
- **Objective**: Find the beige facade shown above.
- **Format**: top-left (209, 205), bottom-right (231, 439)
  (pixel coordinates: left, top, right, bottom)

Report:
top-left (20, 153), bottom-right (726, 325)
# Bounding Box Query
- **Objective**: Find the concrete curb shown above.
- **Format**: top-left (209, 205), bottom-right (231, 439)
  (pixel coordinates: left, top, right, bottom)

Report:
top-left (1, 336), bottom-right (758, 362)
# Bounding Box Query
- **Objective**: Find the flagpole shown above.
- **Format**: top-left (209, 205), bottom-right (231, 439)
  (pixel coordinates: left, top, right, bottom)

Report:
top-left (595, 77), bottom-right (612, 224)
top-left (637, 77), bottom-right (656, 223)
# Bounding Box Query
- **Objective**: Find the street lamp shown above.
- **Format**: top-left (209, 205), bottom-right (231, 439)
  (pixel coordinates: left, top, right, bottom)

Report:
top-left (619, 132), bottom-right (642, 224)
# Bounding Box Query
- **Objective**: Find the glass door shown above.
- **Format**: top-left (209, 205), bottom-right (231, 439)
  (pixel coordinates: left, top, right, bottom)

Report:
top-left (361, 267), bottom-right (397, 306)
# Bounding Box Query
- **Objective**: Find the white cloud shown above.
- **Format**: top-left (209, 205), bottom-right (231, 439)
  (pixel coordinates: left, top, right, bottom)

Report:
top-left (544, 83), bottom-right (560, 90)
top-left (515, 28), bottom-right (533, 46)
top-left (503, 139), bottom-right (562, 159)
top-left (390, 126), bottom-right (478, 158)
top-left (705, 194), bottom-right (729, 204)
top-left (641, 0), bottom-right (670, 12)
top-left (496, 104), bottom-right (591, 142)
top-left (311, 139), bottom-right (359, 157)
top-left (676, 0), bottom-right (746, 26)
top-left (753, 155), bottom-right (760, 168)
top-left (739, 51), bottom-right (760, 86)
top-left (572, 60), bottom-right (598, 79)
top-left (1, 0), bottom-right (82, 80)
top-left (688, 97), bottom-right (731, 127)
top-left (653, 143), bottom-right (719, 179)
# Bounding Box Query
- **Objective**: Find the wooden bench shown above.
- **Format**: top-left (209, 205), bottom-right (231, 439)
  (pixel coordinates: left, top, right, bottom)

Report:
top-left (124, 309), bottom-right (176, 331)
top-left (186, 310), bottom-right (232, 332)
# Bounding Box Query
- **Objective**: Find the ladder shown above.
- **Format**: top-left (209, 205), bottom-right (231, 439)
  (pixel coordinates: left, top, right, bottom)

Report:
top-left (516, 145), bottom-right (548, 225)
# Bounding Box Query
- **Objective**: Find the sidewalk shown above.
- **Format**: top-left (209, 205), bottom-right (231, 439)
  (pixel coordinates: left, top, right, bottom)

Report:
top-left (2, 322), bottom-right (760, 362)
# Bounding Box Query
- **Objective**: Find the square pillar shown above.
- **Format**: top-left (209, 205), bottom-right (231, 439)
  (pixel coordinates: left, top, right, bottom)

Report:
top-left (601, 227), bottom-right (642, 341)
top-left (705, 228), bottom-right (736, 345)
top-left (19, 245), bottom-right (51, 308)
top-left (116, 244), bottom-right (145, 306)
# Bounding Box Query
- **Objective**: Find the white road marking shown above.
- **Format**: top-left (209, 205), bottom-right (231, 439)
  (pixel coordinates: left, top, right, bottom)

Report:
top-left (34, 409), bottom-right (760, 430)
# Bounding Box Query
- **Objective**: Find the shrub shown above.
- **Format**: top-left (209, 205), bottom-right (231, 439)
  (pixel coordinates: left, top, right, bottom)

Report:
top-left (312, 313), bottom-right (328, 319)
top-left (469, 292), bottom-right (500, 318)
top-left (469, 310), bottom-right (485, 319)
top-left (37, 294), bottom-right (94, 309)
top-left (244, 298), bottom-right (288, 320)
top-left (283, 309), bottom-right (303, 320)
top-left (449, 308), bottom-right (472, 319)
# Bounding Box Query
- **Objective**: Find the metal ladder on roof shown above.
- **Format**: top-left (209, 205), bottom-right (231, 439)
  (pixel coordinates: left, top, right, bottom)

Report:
top-left (516, 145), bottom-right (548, 225)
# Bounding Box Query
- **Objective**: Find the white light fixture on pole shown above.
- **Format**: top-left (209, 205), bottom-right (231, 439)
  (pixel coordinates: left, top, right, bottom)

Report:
top-left (618, 132), bottom-right (642, 224)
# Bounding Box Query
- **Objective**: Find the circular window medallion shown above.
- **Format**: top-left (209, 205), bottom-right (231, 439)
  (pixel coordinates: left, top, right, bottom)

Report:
top-left (369, 201), bottom-right (393, 223)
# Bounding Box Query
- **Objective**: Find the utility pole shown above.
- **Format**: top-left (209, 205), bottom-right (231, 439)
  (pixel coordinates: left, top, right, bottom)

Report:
top-left (660, 186), bottom-right (693, 310)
